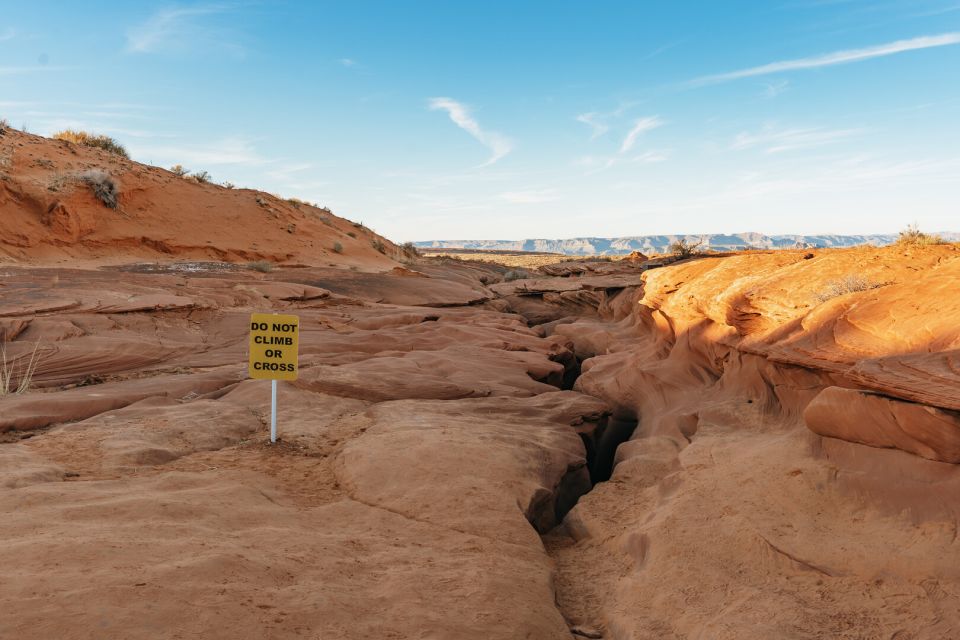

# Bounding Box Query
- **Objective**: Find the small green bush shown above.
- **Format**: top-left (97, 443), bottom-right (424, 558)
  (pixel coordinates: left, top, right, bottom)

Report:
top-left (332, 241), bottom-right (343, 254)
top-left (52, 130), bottom-right (129, 159)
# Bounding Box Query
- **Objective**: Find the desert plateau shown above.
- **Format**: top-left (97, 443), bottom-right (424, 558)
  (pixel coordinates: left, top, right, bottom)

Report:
top-left (3, 3), bottom-right (960, 638)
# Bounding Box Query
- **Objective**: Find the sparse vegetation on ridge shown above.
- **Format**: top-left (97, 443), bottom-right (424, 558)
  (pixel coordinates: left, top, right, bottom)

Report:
top-left (896, 223), bottom-right (944, 247)
top-left (189, 170), bottom-right (211, 184)
top-left (52, 130), bottom-right (129, 159)
top-left (79, 169), bottom-right (119, 209)
top-left (170, 165), bottom-right (189, 177)
top-left (669, 238), bottom-right (703, 258)
top-left (815, 274), bottom-right (885, 303)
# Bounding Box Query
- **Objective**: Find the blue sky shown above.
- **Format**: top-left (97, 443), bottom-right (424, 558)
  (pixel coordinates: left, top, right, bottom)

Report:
top-left (2, 1), bottom-right (959, 241)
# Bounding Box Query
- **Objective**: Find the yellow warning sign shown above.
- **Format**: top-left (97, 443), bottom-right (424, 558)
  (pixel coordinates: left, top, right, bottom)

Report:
top-left (248, 313), bottom-right (299, 380)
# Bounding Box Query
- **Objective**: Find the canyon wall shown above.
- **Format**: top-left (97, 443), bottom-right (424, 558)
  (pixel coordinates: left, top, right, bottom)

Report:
top-left (545, 245), bottom-right (960, 638)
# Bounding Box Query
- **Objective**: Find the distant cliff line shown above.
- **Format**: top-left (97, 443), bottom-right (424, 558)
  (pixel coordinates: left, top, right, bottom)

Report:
top-left (414, 232), bottom-right (960, 256)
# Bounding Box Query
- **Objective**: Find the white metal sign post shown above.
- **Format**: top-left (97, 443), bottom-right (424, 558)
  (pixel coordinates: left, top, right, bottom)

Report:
top-left (248, 312), bottom-right (300, 443)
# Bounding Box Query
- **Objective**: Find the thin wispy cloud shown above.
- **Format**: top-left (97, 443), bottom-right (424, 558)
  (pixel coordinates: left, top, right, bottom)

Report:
top-left (339, 58), bottom-right (358, 67)
top-left (620, 116), bottom-right (664, 153)
top-left (576, 112), bottom-right (610, 139)
top-left (631, 150), bottom-right (668, 164)
top-left (428, 97), bottom-right (514, 166)
top-left (500, 189), bottom-right (560, 204)
top-left (574, 102), bottom-right (639, 140)
top-left (0, 28), bottom-right (16, 42)
top-left (763, 79), bottom-right (789, 98)
top-left (126, 4), bottom-right (242, 55)
top-left (911, 3), bottom-right (960, 17)
top-left (691, 32), bottom-right (960, 85)
top-left (578, 150), bottom-right (667, 175)
top-left (731, 125), bottom-right (863, 153)
top-left (640, 40), bottom-right (684, 61)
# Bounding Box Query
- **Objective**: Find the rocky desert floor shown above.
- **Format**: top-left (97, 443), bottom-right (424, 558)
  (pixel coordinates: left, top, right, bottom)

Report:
top-left (1, 246), bottom-right (959, 640)
top-left (2, 129), bottom-right (960, 639)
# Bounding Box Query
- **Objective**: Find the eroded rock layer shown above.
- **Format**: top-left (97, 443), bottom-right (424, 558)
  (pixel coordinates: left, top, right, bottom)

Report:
top-left (1, 240), bottom-right (959, 639)
top-left (549, 245), bottom-right (960, 639)
top-left (0, 260), bottom-right (617, 639)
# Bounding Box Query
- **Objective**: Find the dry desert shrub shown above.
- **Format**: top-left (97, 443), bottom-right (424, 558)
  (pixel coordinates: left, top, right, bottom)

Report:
top-left (189, 170), bottom-right (211, 184)
top-left (896, 223), bottom-right (944, 247)
top-left (79, 169), bottom-right (119, 208)
top-left (503, 269), bottom-right (531, 281)
top-left (371, 238), bottom-right (386, 254)
top-left (815, 275), bottom-right (884, 302)
top-left (170, 164), bottom-right (189, 177)
top-left (52, 129), bottom-right (129, 158)
top-left (669, 238), bottom-right (703, 257)
top-left (332, 241), bottom-right (343, 254)
top-left (246, 260), bottom-right (274, 272)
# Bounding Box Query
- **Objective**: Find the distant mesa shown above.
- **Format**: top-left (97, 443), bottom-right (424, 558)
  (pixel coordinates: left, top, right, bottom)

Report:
top-left (415, 232), bottom-right (960, 256)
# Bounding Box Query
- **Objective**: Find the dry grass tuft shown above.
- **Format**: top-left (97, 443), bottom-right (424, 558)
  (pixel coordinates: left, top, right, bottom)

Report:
top-left (896, 223), bottom-right (944, 247)
top-left (815, 275), bottom-right (885, 302)
top-left (0, 342), bottom-right (42, 396)
top-left (53, 130), bottom-right (129, 158)
top-left (79, 169), bottom-right (119, 208)
top-left (503, 269), bottom-right (531, 282)
top-left (246, 260), bottom-right (274, 273)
